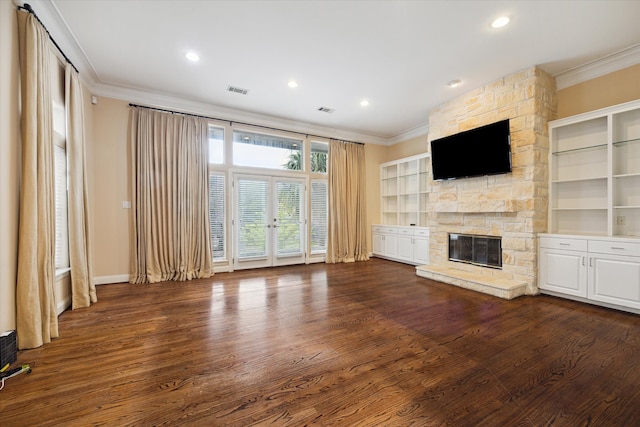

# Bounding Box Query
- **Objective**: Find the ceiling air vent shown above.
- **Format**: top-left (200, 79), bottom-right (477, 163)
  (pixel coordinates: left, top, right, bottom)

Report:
top-left (317, 106), bottom-right (335, 113)
top-left (227, 85), bottom-right (249, 95)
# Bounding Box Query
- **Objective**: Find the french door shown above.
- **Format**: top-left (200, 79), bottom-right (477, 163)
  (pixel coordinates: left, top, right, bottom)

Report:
top-left (233, 174), bottom-right (306, 270)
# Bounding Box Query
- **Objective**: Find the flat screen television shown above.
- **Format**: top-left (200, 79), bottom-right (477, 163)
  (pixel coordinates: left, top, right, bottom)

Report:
top-left (430, 119), bottom-right (511, 181)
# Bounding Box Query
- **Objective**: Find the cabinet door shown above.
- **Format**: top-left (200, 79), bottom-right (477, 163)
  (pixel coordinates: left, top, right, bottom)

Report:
top-left (589, 253), bottom-right (640, 309)
top-left (397, 235), bottom-right (413, 261)
top-left (384, 234), bottom-right (398, 258)
top-left (372, 233), bottom-right (384, 256)
top-left (539, 248), bottom-right (587, 297)
top-left (413, 236), bottom-right (429, 265)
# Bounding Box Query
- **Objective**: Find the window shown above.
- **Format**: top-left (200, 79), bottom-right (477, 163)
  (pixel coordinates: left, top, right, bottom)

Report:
top-left (209, 125), bottom-right (224, 164)
top-left (54, 145), bottom-right (69, 268)
top-left (311, 141), bottom-right (328, 173)
top-left (209, 173), bottom-right (226, 261)
top-left (52, 54), bottom-right (68, 270)
top-left (311, 180), bottom-right (328, 253)
top-left (233, 130), bottom-right (303, 170)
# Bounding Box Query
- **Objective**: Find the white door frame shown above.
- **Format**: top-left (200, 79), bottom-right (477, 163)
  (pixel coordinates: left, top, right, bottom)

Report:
top-left (233, 173), bottom-right (307, 270)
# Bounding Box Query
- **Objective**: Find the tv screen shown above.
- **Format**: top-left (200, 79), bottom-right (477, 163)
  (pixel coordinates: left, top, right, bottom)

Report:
top-left (430, 119), bottom-right (511, 181)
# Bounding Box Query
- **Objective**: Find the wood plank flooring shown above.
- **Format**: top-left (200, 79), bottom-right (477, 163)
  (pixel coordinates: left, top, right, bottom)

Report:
top-left (2, 258), bottom-right (640, 426)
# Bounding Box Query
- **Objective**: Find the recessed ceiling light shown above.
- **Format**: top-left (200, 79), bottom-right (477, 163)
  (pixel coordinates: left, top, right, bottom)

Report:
top-left (490, 16), bottom-right (510, 29)
top-left (448, 79), bottom-right (462, 88)
top-left (288, 80), bottom-right (298, 88)
top-left (360, 99), bottom-right (370, 107)
top-left (185, 51), bottom-right (200, 62)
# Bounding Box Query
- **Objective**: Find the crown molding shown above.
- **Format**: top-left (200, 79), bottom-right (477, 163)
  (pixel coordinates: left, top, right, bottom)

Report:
top-left (91, 82), bottom-right (391, 145)
top-left (555, 44), bottom-right (640, 90)
top-left (16, 0), bottom-right (101, 85)
top-left (20, 0), bottom-right (405, 145)
top-left (33, 0), bottom-right (636, 144)
top-left (386, 123), bottom-right (430, 146)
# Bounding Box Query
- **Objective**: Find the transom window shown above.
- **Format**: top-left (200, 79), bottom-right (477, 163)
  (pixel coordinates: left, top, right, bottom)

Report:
top-left (233, 130), bottom-right (303, 170)
top-left (209, 126), bottom-right (224, 164)
top-left (311, 141), bottom-right (328, 174)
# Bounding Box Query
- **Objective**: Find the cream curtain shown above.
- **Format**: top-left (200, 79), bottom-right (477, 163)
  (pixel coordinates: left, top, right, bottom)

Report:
top-left (326, 140), bottom-right (369, 263)
top-left (16, 10), bottom-right (58, 349)
top-left (66, 64), bottom-right (97, 308)
top-left (130, 108), bottom-right (214, 284)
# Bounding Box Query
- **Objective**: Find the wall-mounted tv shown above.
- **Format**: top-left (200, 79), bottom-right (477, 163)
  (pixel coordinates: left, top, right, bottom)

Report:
top-left (430, 119), bottom-right (511, 181)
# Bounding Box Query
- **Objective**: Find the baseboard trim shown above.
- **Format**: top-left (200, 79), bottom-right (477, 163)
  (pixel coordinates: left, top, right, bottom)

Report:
top-left (57, 295), bottom-right (71, 315)
top-left (94, 274), bottom-right (129, 285)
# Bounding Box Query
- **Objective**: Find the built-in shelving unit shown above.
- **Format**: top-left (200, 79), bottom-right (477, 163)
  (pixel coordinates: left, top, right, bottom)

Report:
top-left (380, 153), bottom-right (430, 226)
top-left (549, 100), bottom-right (640, 237)
top-left (542, 100), bottom-right (640, 314)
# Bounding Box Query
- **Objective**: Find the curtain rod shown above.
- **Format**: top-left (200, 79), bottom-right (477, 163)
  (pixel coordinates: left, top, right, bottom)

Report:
top-left (128, 103), bottom-right (365, 146)
top-left (17, 3), bottom-right (79, 74)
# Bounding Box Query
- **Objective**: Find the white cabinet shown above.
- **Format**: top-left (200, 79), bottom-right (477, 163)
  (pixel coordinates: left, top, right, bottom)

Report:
top-left (412, 229), bottom-right (430, 265)
top-left (372, 225), bottom-right (429, 265)
top-left (548, 100), bottom-right (640, 237)
top-left (538, 237), bottom-right (588, 298)
top-left (380, 153), bottom-right (430, 227)
top-left (372, 226), bottom-right (398, 259)
top-left (538, 235), bottom-right (640, 313)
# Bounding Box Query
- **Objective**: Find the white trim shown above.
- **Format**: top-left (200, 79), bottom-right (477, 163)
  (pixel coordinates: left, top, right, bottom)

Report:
top-left (28, 0), bottom-right (638, 141)
top-left (548, 99), bottom-right (640, 128)
top-left (94, 274), bottom-right (129, 285)
top-left (56, 295), bottom-right (71, 315)
top-left (555, 44), bottom-right (640, 90)
top-left (55, 267), bottom-right (71, 278)
top-left (94, 82), bottom-right (389, 146)
top-left (386, 123), bottom-right (430, 146)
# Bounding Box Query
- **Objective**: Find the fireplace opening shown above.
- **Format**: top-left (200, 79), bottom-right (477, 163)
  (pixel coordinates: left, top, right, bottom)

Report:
top-left (449, 234), bottom-right (502, 269)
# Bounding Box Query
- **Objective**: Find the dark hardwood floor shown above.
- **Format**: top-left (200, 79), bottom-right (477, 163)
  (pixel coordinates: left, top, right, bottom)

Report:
top-left (2, 258), bottom-right (640, 426)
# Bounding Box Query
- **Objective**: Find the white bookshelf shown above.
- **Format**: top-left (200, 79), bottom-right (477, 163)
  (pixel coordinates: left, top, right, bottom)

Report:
top-left (380, 153), bottom-right (430, 226)
top-left (548, 99), bottom-right (640, 237)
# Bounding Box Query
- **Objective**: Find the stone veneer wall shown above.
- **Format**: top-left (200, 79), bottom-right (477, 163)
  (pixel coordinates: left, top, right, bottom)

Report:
top-left (428, 67), bottom-right (557, 295)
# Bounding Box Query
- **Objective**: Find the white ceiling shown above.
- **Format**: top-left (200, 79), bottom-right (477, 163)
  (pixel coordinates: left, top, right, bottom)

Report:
top-left (24, 0), bottom-right (640, 143)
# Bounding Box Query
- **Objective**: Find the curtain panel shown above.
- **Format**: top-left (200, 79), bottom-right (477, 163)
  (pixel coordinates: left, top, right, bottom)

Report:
top-left (66, 64), bottom-right (97, 309)
top-left (130, 108), bottom-right (214, 284)
top-left (326, 141), bottom-right (369, 263)
top-left (16, 10), bottom-right (58, 349)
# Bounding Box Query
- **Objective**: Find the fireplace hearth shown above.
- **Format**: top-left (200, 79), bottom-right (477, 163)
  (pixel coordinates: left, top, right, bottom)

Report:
top-left (449, 234), bottom-right (502, 269)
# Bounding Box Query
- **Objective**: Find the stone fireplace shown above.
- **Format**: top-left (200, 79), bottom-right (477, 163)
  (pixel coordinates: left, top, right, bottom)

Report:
top-left (416, 67), bottom-right (557, 299)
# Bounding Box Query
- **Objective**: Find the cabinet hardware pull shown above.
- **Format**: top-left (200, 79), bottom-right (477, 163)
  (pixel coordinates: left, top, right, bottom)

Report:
top-left (559, 243), bottom-right (570, 246)
top-left (582, 256), bottom-right (585, 266)
top-left (589, 258), bottom-right (593, 267)
top-left (611, 247), bottom-right (625, 250)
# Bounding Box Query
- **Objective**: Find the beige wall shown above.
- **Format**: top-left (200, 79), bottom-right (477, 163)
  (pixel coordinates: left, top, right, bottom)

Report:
top-left (557, 64), bottom-right (640, 119)
top-left (90, 97), bottom-right (131, 280)
top-left (383, 135), bottom-right (429, 163)
top-left (0, 0), bottom-right (20, 332)
top-left (363, 143), bottom-right (388, 233)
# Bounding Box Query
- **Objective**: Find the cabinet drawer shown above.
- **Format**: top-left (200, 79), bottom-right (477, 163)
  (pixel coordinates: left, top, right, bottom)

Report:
top-left (414, 229), bottom-right (430, 237)
top-left (372, 226), bottom-right (398, 234)
top-left (539, 237), bottom-right (587, 251)
top-left (588, 240), bottom-right (640, 257)
top-left (398, 228), bottom-right (414, 236)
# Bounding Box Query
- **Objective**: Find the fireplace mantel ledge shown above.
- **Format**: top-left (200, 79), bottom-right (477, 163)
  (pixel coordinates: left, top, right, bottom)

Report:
top-left (415, 265), bottom-right (527, 300)
top-left (433, 199), bottom-right (519, 213)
